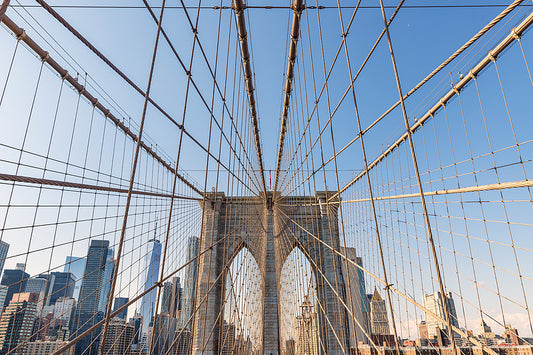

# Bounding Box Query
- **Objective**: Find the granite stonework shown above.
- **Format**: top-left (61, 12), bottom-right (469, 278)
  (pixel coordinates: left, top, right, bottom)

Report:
top-left (191, 191), bottom-right (350, 355)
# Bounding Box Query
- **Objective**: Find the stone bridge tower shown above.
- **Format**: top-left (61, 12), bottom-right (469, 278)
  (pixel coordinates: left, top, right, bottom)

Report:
top-left (191, 191), bottom-right (350, 355)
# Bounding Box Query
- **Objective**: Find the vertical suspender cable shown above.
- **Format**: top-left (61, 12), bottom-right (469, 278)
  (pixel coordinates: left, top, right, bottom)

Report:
top-left (376, 0), bottom-right (458, 352)
top-left (98, 1), bottom-right (168, 353)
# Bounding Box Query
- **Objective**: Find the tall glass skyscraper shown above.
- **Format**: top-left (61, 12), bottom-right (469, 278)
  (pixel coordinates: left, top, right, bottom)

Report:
top-left (180, 236), bottom-right (199, 330)
top-left (138, 225), bottom-right (161, 335)
top-left (340, 247), bottom-right (370, 347)
top-left (46, 271), bottom-right (75, 306)
top-left (161, 276), bottom-right (181, 318)
top-left (113, 297), bottom-right (129, 320)
top-left (70, 239), bottom-right (110, 355)
top-left (98, 248), bottom-right (115, 312)
top-left (64, 256), bottom-right (86, 300)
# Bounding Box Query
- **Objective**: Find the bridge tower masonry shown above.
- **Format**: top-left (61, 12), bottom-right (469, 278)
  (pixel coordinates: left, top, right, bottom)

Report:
top-left (191, 191), bottom-right (350, 355)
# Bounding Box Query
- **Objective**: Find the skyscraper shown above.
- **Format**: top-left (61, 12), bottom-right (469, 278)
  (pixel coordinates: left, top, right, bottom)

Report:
top-left (113, 297), bottom-right (129, 321)
top-left (98, 248), bottom-right (115, 312)
top-left (0, 241), bottom-right (9, 277)
top-left (151, 313), bottom-right (179, 355)
top-left (101, 318), bottom-right (135, 355)
top-left (0, 292), bottom-right (39, 354)
top-left (221, 320), bottom-right (236, 355)
top-left (0, 286), bottom-right (7, 311)
top-left (340, 247), bottom-right (370, 346)
top-left (64, 256), bottom-right (86, 300)
top-left (138, 226), bottom-right (162, 334)
top-left (46, 272), bottom-right (75, 306)
top-left (129, 314), bottom-right (142, 348)
top-left (70, 239), bottom-right (110, 355)
top-left (25, 274), bottom-right (49, 316)
top-left (180, 236), bottom-right (199, 329)
top-left (0, 268), bottom-right (30, 307)
top-left (294, 296), bottom-right (319, 355)
top-left (53, 297), bottom-right (77, 327)
top-left (423, 291), bottom-right (459, 343)
top-left (161, 276), bottom-right (181, 319)
top-left (25, 276), bottom-right (47, 295)
top-left (369, 288), bottom-right (390, 336)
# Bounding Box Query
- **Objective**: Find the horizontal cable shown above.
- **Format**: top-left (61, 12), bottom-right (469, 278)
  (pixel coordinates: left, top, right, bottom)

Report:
top-left (0, 172), bottom-right (202, 201)
top-left (9, 4), bottom-right (533, 10)
top-left (335, 179), bottom-right (533, 204)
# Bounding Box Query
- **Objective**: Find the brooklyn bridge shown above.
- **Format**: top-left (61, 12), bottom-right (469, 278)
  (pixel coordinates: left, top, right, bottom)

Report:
top-left (0, 0), bottom-right (532, 354)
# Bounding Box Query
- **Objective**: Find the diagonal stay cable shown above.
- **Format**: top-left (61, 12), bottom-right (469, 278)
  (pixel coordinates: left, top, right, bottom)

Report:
top-left (174, 0), bottom-right (263, 188)
top-left (279, 0), bottom-right (525, 198)
top-left (98, 1), bottom-right (168, 351)
top-left (276, 206), bottom-right (499, 355)
top-left (329, 8), bottom-right (533, 202)
top-left (0, 14), bottom-right (203, 197)
top-left (32, 0), bottom-right (260, 195)
top-left (48, 223), bottom-right (238, 355)
top-left (142, 0), bottom-right (263, 194)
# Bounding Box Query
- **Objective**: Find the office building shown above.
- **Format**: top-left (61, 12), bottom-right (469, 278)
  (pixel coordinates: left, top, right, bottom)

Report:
top-left (113, 297), bottom-right (129, 320)
top-left (138, 228), bottom-right (162, 334)
top-left (180, 236), bottom-right (199, 329)
top-left (294, 296), bottom-right (319, 355)
top-left (101, 318), bottom-right (135, 355)
top-left (129, 314), bottom-right (142, 347)
top-left (31, 312), bottom-right (54, 342)
top-left (504, 324), bottom-right (522, 345)
top-left (98, 248), bottom-right (115, 312)
top-left (45, 272), bottom-right (75, 307)
top-left (0, 241), bottom-right (9, 278)
top-left (70, 239), bottom-right (109, 355)
top-left (26, 274), bottom-right (49, 317)
top-left (25, 276), bottom-right (47, 295)
top-left (0, 292), bottom-right (39, 354)
top-left (175, 328), bottom-right (192, 355)
top-left (53, 297), bottom-right (76, 327)
top-left (0, 286), bottom-right (7, 311)
top-left (64, 256), bottom-right (86, 300)
top-left (423, 291), bottom-right (459, 342)
top-left (151, 313), bottom-right (179, 354)
top-left (340, 247), bottom-right (370, 346)
top-left (0, 268), bottom-right (30, 307)
top-left (161, 277), bottom-right (181, 318)
top-left (24, 340), bottom-right (70, 355)
top-left (369, 288), bottom-right (390, 336)
top-left (222, 321), bottom-right (236, 355)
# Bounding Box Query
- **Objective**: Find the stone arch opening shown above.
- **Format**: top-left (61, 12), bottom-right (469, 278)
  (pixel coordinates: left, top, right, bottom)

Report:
top-left (221, 246), bottom-right (263, 355)
top-left (279, 247), bottom-right (320, 355)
